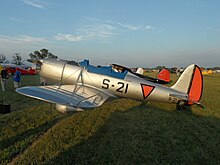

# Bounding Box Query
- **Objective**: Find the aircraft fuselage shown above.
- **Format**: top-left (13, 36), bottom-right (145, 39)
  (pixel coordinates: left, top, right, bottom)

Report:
top-left (40, 59), bottom-right (185, 104)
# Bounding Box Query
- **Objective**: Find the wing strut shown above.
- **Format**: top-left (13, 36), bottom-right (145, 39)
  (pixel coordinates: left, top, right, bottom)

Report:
top-left (72, 68), bottom-right (85, 96)
top-left (56, 60), bottom-right (68, 91)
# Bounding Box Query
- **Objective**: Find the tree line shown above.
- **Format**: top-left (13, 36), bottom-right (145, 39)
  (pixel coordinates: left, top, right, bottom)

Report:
top-left (0, 48), bottom-right (57, 65)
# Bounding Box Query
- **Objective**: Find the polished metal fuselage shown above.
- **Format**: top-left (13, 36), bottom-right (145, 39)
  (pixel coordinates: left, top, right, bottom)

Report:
top-left (40, 58), bottom-right (186, 104)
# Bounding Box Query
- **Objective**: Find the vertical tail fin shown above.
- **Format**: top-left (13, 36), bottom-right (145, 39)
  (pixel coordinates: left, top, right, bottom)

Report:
top-left (171, 64), bottom-right (203, 103)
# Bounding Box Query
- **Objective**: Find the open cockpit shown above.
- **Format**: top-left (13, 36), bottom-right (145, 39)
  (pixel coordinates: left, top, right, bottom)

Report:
top-left (79, 59), bottom-right (128, 79)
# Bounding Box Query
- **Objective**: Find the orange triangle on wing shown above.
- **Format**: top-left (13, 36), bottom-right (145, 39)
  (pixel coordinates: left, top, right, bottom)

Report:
top-left (141, 84), bottom-right (155, 99)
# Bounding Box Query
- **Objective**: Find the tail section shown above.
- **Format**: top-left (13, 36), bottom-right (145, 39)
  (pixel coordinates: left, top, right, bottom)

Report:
top-left (157, 69), bottom-right (170, 84)
top-left (171, 64), bottom-right (203, 104)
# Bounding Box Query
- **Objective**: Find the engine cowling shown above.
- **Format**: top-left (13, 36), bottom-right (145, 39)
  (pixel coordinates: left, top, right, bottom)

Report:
top-left (40, 58), bottom-right (81, 85)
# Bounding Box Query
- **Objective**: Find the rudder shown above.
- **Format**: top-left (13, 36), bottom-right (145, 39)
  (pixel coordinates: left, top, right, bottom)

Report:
top-left (188, 65), bottom-right (203, 103)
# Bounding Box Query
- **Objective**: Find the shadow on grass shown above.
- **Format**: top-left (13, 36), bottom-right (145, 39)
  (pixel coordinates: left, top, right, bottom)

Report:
top-left (0, 116), bottom-right (62, 150)
top-left (47, 103), bottom-right (220, 164)
top-left (0, 112), bottom-right (71, 165)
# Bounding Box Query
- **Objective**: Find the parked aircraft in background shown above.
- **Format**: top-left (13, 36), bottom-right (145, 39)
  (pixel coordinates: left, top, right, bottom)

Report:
top-left (6, 67), bottom-right (37, 75)
top-left (156, 69), bottom-right (170, 84)
top-left (16, 58), bottom-right (204, 112)
top-left (169, 67), bottom-right (185, 76)
top-left (202, 69), bottom-right (213, 75)
top-left (135, 68), bottom-right (144, 75)
top-left (0, 63), bottom-right (37, 75)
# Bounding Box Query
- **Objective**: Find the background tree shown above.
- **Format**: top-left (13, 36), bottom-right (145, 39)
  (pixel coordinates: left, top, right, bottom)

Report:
top-left (29, 48), bottom-right (57, 60)
top-left (48, 52), bottom-right (57, 58)
top-left (155, 65), bottom-right (166, 70)
top-left (12, 52), bottom-right (23, 65)
top-left (0, 53), bottom-right (6, 63)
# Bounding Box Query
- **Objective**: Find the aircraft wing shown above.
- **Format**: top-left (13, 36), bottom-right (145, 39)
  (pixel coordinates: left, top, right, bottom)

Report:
top-left (16, 85), bottom-right (113, 109)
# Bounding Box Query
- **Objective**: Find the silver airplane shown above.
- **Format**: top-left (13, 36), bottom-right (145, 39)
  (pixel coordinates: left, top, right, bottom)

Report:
top-left (16, 58), bottom-right (204, 112)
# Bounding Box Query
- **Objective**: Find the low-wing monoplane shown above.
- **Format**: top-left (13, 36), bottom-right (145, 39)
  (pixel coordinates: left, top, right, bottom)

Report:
top-left (16, 58), bottom-right (203, 112)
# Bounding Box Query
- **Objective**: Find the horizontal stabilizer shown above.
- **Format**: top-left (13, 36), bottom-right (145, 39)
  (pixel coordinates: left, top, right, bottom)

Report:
top-left (169, 93), bottom-right (205, 109)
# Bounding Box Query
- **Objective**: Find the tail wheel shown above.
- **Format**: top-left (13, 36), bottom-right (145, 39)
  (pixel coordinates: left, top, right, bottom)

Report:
top-left (176, 101), bottom-right (191, 111)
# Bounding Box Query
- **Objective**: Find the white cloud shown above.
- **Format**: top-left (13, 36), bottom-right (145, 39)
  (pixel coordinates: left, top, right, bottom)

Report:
top-left (22, 0), bottom-right (44, 9)
top-left (54, 24), bottom-right (116, 42)
top-left (8, 17), bottom-right (26, 23)
top-left (117, 22), bottom-right (142, 31)
top-left (0, 35), bottom-right (48, 44)
top-left (0, 35), bottom-right (48, 58)
top-left (82, 24), bottom-right (116, 38)
top-left (145, 25), bottom-right (154, 30)
top-left (84, 17), bottom-right (143, 31)
top-left (17, 35), bottom-right (48, 43)
top-left (54, 33), bottom-right (83, 42)
top-left (54, 17), bottom-right (158, 42)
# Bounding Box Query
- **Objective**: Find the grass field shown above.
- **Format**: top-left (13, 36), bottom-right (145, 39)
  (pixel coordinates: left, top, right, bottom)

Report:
top-left (0, 73), bottom-right (220, 164)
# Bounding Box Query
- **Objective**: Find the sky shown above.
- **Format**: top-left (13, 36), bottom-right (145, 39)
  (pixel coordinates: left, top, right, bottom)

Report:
top-left (0, 0), bottom-right (220, 67)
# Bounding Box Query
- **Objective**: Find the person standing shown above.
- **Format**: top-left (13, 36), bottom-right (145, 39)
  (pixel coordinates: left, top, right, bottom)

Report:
top-left (40, 77), bottom-right (47, 86)
top-left (1, 67), bottom-right (8, 91)
top-left (13, 68), bottom-right (21, 88)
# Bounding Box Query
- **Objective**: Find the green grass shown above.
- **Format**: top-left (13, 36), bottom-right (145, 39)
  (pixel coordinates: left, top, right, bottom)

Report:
top-left (0, 73), bottom-right (220, 164)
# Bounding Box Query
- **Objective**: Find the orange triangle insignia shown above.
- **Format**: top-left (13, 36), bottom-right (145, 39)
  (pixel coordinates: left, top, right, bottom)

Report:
top-left (141, 84), bottom-right (155, 99)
